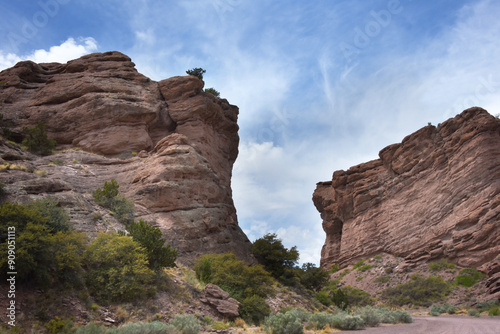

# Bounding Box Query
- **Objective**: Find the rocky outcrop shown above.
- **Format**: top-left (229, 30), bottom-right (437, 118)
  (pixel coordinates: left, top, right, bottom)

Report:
top-left (313, 108), bottom-right (500, 279)
top-left (199, 284), bottom-right (240, 319)
top-left (0, 51), bottom-right (252, 265)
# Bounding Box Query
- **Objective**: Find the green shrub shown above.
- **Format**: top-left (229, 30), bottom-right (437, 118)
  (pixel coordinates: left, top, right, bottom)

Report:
top-left (240, 295), bottom-right (271, 325)
top-left (353, 260), bottom-right (366, 270)
top-left (468, 309), bottom-right (480, 317)
top-left (455, 268), bottom-right (486, 287)
top-left (428, 259), bottom-right (456, 272)
top-left (331, 312), bottom-right (365, 331)
top-left (0, 202), bottom-right (86, 287)
top-left (83, 232), bottom-right (155, 302)
top-left (489, 307), bottom-right (500, 316)
top-left (310, 312), bottom-right (333, 330)
top-left (194, 252), bottom-right (273, 300)
top-left (342, 286), bottom-right (374, 307)
top-left (45, 316), bottom-right (74, 334)
top-left (355, 306), bottom-right (380, 327)
top-left (329, 264), bottom-right (340, 273)
top-left (27, 197), bottom-right (70, 232)
top-left (375, 275), bottom-right (390, 284)
top-left (476, 300), bottom-right (499, 312)
top-left (331, 287), bottom-right (350, 310)
top-left (107, 321), bottom-right (176, 334)
top-left (170, 314), bottom-right (200, 334)
top-left (374, 308), bottom-right (412, 324)
top-left (204, 87), bottom-right (220, 97)
top-left (186, 68), bottom-right (206, 80)
top-left (127, 219), bottom-right (177, 270)
top-left (75, 322), bottom-right (106, 334)
top-left (22, 121), bottom-right (56, 155)
top-left (264, 311), bottom-right (304, 334)
top-left (314, 291), bottom-right (330, 306)
top-left (93, 179), bottom-right (135, 224)
top-left (382, 275), bottom-right (452, 307)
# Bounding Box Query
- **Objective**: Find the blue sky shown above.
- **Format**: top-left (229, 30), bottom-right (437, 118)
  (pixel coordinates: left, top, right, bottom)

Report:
top-left (1, 0), bottom-right (499, 264)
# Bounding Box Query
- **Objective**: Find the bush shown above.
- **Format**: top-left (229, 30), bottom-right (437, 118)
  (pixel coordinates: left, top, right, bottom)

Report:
top-left (45, 316), bottom-right (74, 334)
top-left (342, 286), bottom-right (374, 307)
top-left (83, 232), bottom-right (155, 302)
top-left (170, 314), bottom-right (200, 334)
top-left (186, 68), bottom-right (206, 80)
top-left (375, 308), bottom-right (412, 324)
top-left (22, 121), bottom-right (56, 155)
top-left (93, 179), bottom-right (135, 224)
top-left (489, 307), bottom-right (500, 316)
top-left (355, 306), bottom-right (380, 327)
top-left (455, 268), bottom-right (487, 287)
top-left (0, 201), bottom-right (85, 287)
top-left (331, 313), bottom-right (365, 331)
top-left (428, 259), bottom-right (456, 272)
top-left (264, 311), bottom-right (304, 334)
top-left (127, 219), bottom-right (177, 270)
top-left (108, 321), bottom-right (176, 334)
top-left (27, 197), bottom-right (70, 232)
top-left (468, 309), bottom-right (480, 317)
top-left (382, 275), bottom-right (452, 307)
top-left (204, 87), bottom-right (220, 97)
top-left (194, 252), bottom-right (273, 300)
top-left (296, 262), bottom-right (330, 291)
top-left (310, 312), bottom-right (333, 330)
top-left (314, 291), bottom-right (330, 306)
top-left (240, 295), bottom-right (272, 325)
top-left (75, 322), bottom-right (106, 334)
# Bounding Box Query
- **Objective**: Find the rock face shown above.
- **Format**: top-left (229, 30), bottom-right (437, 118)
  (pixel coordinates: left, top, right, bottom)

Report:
top-left (200, 284), bottom-right (240, 318)
top-left (313, 108), bottom-right (500, 277)
top-left (0, 51), bottom-right (252, 265)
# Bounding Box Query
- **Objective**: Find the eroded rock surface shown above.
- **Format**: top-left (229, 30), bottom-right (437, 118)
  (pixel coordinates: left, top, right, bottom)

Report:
top-left (0, 51), bottom-right (252, 265)
top-left (313, 108), bottom-right (500, 294)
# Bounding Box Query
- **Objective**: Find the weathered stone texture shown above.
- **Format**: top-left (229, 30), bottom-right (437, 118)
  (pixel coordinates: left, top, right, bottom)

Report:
top-left (314, 108), bottom-right (500, 287)
top-left (0, 51), bottom-right (252, 266)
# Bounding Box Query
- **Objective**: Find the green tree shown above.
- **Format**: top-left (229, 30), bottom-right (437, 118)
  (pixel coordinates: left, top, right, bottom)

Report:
top-left (127, 219), bottom-right (177, 270)
top-left (296, 263), bottom-right (330, 291)
top-left (22, 121), bottom-right (56, 155)
top-left (84, 232), bottom-right (155, 302)
top-left (186, 68), bottom-right (206, 80)
top-left (251, 233), bottom-right (299, 280)
top-left (27, 197), bottom-right (70, 232)
top-left (0, 201), bottom-right (85, 287)
top-left (204, 87), bottom-right (220, 97)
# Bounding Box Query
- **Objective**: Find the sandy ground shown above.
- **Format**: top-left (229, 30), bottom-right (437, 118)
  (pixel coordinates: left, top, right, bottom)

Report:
top-left (337, 316), bottom-right (500, 334)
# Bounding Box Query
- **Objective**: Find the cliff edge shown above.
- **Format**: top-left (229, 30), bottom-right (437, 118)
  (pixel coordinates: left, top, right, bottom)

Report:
top-left (0, 51), bottom-right (252, 265)
top-left (313, 107), bottom-right (500, 298)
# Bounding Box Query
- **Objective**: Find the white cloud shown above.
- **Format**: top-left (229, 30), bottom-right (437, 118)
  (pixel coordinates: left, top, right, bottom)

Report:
top-left (0, 37), bottom-right (97, 71)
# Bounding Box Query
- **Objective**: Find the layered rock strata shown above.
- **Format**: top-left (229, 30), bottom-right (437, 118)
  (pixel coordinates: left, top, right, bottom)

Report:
top-left (0, 51), bottom-right (252, 265)
top-left (313, 108), bottom-right (500, 277)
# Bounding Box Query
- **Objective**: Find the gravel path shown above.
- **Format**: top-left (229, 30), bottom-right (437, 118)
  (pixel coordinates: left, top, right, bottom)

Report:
top-left (338, 316), bottom-right (500, 333)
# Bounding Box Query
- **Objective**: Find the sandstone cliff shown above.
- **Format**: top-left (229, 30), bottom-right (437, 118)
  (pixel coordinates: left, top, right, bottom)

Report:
top-left (0, 51), bottom-right (252, 265)
top-left (313, 108), bottom-right (500, 297)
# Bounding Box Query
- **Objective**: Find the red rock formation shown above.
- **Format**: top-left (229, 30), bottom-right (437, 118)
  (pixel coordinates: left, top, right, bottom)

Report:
top-left (0, 51), bottom-right (252, 265)
top-left (313, 108), bottom-right (500, 279)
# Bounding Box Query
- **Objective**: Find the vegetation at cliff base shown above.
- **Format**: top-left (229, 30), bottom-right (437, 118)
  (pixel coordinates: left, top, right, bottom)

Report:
top-left (194, 252), bottom-right (273, 324)
top-left (382, 274), bottom-right (452, 307)
top-left (93, 179), bottom-right (134, 224)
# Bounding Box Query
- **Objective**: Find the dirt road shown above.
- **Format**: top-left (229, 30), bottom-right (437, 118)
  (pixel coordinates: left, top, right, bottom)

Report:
top-left (338, 316), bottom-right (500, 333)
